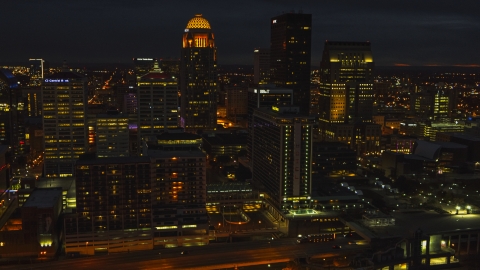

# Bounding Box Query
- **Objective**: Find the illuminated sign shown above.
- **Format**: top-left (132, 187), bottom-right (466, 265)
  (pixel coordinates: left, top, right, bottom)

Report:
top-left (272, 106), bottom-right (280, 112)
top-left (272, 19), bottom-right (277, 24)
top-left (254, 49), bottom-right (259, 52)
top-left (136, 58), bottom-right (154, 61)
top-left (253, 89), bottom-right (270, 94)
top-left (185, 29), bottom-right (189, 32)
top-left (44, 79), bottom-right (69, 83)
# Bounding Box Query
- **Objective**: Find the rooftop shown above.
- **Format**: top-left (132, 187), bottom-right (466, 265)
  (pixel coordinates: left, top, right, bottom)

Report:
top-left (369, 210), bottom-right (480, 238)
top-left (23, 188), bottom-right (62, 209)
top-left (76, 156), bottom-right (152, 165)
top-left (157, 132), bottom-right (201, 141)
top-left (186, 14), bottom-right (211, 29)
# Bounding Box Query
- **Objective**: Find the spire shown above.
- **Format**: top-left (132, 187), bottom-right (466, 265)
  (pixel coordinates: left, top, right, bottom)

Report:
top-left (152, 60), bottom-right (161, 72)
top-left (62, 60), bottom-right (69, 72)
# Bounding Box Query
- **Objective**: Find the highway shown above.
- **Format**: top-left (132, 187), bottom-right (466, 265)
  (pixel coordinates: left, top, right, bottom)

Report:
top-left (2, 237), bottom-right (366, 270)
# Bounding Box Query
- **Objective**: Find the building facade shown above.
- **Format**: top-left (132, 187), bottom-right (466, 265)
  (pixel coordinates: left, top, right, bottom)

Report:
top-left (42, 69), bottom-right (87, 177)
top-left (251, 106), bottom-right (315, 209)
top-left (95, 113), bottom-right (130, 158)
top-left (270, 12), bottom-right (312, 115)
top-left (253, 48), bottom-right (270, 85)
top-left (180, 14), bottom-right (217, 133)
top-left (137, 62), bottom-right (178, 143)
top-left (318, 41), bottom-right (374, 125)
top-left (65, 133), bottom-right (209, 255)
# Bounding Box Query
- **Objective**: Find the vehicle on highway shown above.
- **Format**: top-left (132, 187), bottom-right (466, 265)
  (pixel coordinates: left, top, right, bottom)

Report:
top-left (332, 245), bottom-right (342, 249)
top-left (181, 251), bottom-right (189, 255)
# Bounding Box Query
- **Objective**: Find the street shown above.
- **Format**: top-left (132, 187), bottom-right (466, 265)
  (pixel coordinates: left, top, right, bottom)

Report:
top-left (1, 237), bottom-right (366, 270)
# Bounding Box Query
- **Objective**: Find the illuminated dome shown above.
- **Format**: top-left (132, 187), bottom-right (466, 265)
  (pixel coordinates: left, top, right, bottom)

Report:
top-left (186, 14), bottom-right (211, 29)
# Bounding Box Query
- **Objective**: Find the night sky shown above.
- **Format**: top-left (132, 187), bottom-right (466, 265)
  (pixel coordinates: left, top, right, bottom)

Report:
top-left (1, 0), bottom-right (480, 66)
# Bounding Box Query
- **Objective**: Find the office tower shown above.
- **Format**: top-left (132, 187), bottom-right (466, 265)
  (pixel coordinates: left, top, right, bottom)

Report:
top-left (251, 106), bottom-right (315, 209)
top-left (318, 41), bottom-right (374, 124)
top-left (433, 90), bottom-right (450, 122)
top-left (95, 112), bottom-right (130, 158)
top-left (123, 93), bottom-right (138, 115)
top-left (137, 61), bottom-right (178, 144)
top-left (160, 58), bottom-right (181, 79)
top-left (42, 66), bottom-right (88, 177)
top-left (247, 85), bottom-right (293, 161)
top-left (28, 59), bottom-right (45, 86)
top-left (253, 48), bottom-right (270, 85)
top-left (133, 58), bottom-right (156, 79)
top-left (0, 69), bottom-right (23, 161)
top-left (22, 87), bottom-right (42, 117)
top-left (411, 86), bottom-right (450, 122)
top-left (316, 41), bottom-right (379, 155)
top-left (225, 85), bottom-right (248, 120)
top-left (180, 14), bottom-right (217, 133)
top-left (270, 12), bottom-right (311, 115)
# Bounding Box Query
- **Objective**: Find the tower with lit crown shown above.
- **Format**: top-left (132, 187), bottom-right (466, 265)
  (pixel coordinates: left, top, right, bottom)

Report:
top-left (180, 14), bottom-right (217, 133)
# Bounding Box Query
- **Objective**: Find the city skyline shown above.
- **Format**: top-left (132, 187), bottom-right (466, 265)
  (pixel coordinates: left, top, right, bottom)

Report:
top-left (2, 0), bottom-right (480, 66)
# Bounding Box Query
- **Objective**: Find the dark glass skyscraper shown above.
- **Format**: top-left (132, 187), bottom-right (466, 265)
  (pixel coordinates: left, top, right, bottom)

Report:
top-left (180, 14), bottom-right (217, 133)
top-left (318, 41), bottom-right (374, 124)
top-left (270, 12), bottom-right (311, 115)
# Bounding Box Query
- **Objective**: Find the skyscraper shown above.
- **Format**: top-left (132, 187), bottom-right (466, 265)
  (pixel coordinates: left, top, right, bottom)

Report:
top-left (28, 58), bottom-right (45, 86)
top-left (133, 58), bottom-right (156, 79)
top-left (253, 48), bottom-right (270, 85)
top-left (42, 66), bottom-right (87, 177)
top-left (137, 61), bottom-right (178, 143)
top-left (270, 12), bottom-right (311, 115)
top-left (180, 14), bottom-right (217, 133)
top-left (95, 112), bottom-right (130, 158)
top-left (318, 41), bottom-right (374, 124)
top-left (317, 41), bottom-right (380, 155)
top-left (251, 106), bottom-right (315, 209)
top-left (0, 69), bottom-right (21, 159)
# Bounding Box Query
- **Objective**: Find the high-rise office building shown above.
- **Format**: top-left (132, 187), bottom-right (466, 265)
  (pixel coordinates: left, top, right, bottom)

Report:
top-left (247, 85), bottom-right (293, 161)
top-left (22, 87), bottom-right (42, 117)
top-left (251, 106), bottom-right (315, 209)
top-left (42, 67), bottom-right (87, 177)
top-left (253, 48), bottom-right (270, 85)
top-left (225, 85), bottom-right (248, 120)
top-left (270, 12), bottom-right (311, 115)
top-left (133, 58), bottom-right (156, 79)
top-left (0, 69), bottom-right (21, 158)
top-left (28, 59), bottom-right (45, 86)
top-left (318, 41), bottom-right (374, 124)
top-left (316, 41), bottom-right (379, 155)
top-left (137, 61), bottom-right (178, 143)
top-left (95, 112), bottom-right (130, 158)
top-left (180, 14), bottom-right (217, 133)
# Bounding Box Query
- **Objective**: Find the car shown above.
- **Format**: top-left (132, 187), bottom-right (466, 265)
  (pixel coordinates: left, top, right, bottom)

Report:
top-left (180, 251), bottom-right (189, 255)
top-left (348, 241), bottom-right (357, 245)
top-left (332, 245), bottom-right (342, 249)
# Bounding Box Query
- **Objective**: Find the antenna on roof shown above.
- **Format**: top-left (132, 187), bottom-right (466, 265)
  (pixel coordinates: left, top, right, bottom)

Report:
top-left (62, 60), bottom-right (68, 72)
